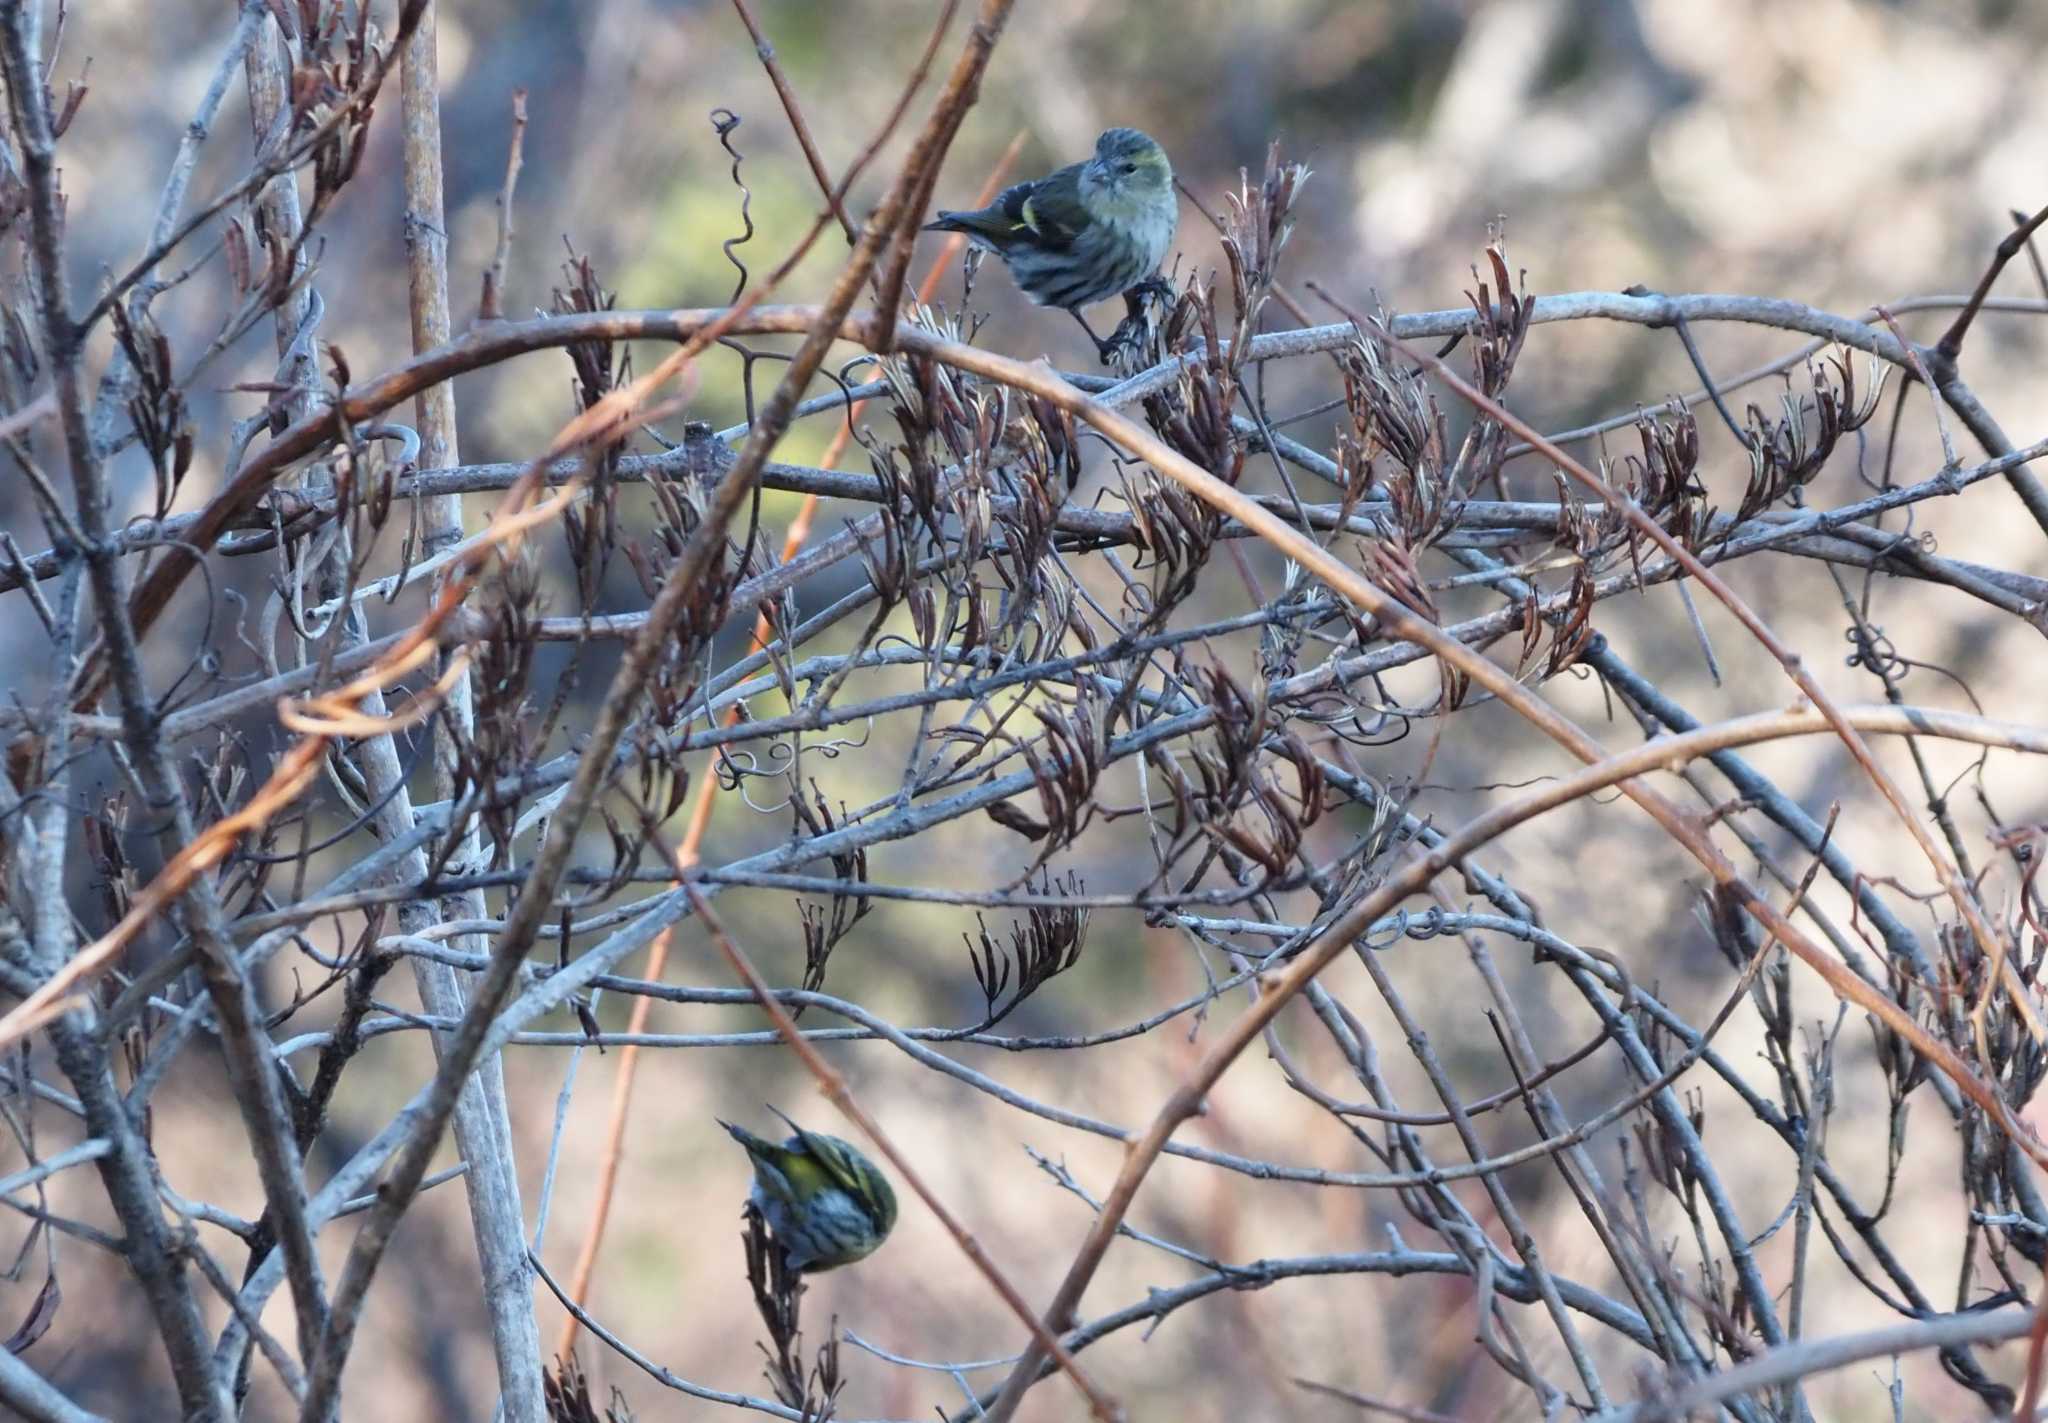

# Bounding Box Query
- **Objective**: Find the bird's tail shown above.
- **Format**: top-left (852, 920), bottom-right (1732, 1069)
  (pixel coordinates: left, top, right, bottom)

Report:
top-left (718, 1118), bottom-right (777, 1158)
top-left (922, 208), bottom-right (1003, 240)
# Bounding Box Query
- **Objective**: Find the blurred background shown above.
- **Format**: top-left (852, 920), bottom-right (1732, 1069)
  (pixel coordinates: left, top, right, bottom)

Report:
top-left (14, 1), bottom-right (2048, 1418)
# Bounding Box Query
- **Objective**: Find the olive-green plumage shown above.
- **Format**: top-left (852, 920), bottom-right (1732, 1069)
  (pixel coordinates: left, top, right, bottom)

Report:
top-left (720, 1107), bottom-right (898, 1272)
top-left (924, 127), bottom-right (1177, 354)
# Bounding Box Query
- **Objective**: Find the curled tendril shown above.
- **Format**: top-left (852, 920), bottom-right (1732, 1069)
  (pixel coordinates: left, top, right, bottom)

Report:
top-left (710, 107), bottom-right (753, 304)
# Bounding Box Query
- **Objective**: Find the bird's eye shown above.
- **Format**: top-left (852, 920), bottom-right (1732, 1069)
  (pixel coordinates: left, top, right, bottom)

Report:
top-left (1119, 162), bottom-right (1136, 175)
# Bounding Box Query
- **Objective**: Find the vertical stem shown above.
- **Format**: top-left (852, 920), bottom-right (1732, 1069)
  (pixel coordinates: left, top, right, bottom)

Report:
top-left (398, 6), bottom-right (547, 1420)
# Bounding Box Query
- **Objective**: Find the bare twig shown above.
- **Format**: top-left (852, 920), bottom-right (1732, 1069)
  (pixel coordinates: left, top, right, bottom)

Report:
top-left (478, 88), bottom-right (528, 321)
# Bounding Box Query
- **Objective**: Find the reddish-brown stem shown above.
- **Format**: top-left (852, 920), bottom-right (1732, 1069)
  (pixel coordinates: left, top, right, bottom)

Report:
top-left (683, 882), bottom-right (1121, 1423)
top-left (728, 0), bottom-right (858, 243)
top-left (548, 127), bottom-right (1026, 1364)
top-left (1355, 302), bottom-right (2040, 1045)
top-left (916, 330), bottom-right (2047, 1421)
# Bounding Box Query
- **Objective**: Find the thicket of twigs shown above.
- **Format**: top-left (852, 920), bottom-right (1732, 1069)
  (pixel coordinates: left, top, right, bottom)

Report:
top-left (3, 2), bottom-right (2048, 1421)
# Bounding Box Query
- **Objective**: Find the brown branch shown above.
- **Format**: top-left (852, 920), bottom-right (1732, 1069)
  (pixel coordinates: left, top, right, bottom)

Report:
top-left (729, 0), bottom-right (858, 244)
top-left (295, 10), bottom-right (1017, 1416)
top-left (1936, 201), bottom-right (2048, 360)
top-left (549, 125), bottom-right (1027, 1363)
top-left (1353, 307), bottom-right (2041, 1044)
top-left (896, 332), bottom-right (2048, 1421)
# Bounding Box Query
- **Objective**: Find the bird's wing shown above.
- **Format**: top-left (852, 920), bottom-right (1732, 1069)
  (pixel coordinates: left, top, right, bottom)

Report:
top-left (763, 1105), bottom-right (857, 1193)
top-left (999, 168), bottom-right (1086, 249)
top-left (930, 170), bottom-right (1087, 249)
top-left (792, 1126), bottom-right (866, 1193)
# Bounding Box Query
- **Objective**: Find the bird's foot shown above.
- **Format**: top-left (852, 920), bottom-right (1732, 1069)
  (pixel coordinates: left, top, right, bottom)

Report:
top-left (1126, 275), bottom-right (1175, 306)
top-left (1093, 278), bottom-right (1177, 365)
top-left (1095, 317), bottom-right (1151, 367)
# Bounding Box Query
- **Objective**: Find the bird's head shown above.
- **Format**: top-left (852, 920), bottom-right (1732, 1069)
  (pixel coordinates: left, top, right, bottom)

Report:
top-left (1082, 127), bottom-right (1172, 211)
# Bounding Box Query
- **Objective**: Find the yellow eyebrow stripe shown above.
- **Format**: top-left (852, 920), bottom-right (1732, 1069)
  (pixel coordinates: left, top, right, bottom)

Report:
top-left (1018, 197), bottom-right (1040, 233)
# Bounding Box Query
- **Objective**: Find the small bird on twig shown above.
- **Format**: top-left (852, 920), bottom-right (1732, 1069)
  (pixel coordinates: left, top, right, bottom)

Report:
top-left (924, 127), bottom-right (1178, 361)
top-left (720, 1107), bottom-right (899, 1272)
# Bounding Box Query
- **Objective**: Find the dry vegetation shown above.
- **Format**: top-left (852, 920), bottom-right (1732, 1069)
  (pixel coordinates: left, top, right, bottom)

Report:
top-left (2, 2), bottom-right (2048, 1421)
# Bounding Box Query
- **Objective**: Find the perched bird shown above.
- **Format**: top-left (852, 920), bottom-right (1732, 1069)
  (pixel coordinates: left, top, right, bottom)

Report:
top-left (924, 127), bottom-right (1178, 358)
top-left (720, 1108), bottom-right (899, 1272)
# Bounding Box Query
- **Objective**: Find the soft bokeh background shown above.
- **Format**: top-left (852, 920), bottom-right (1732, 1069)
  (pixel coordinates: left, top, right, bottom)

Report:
top-left (11, 1), bottom-right (2048, 1419)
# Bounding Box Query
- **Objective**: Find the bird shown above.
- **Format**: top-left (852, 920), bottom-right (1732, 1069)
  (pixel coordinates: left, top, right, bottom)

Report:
top-left (924, 127), bottom-right (1178, 360)
top-left (720, 1107), bottom-right (899, 1273)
